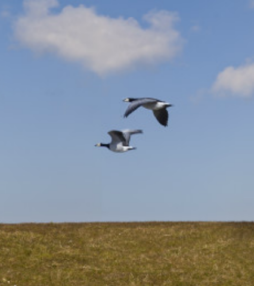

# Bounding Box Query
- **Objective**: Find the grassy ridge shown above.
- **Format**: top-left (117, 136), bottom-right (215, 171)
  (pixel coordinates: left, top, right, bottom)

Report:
top-left (0, 222), bottom-right (254, 285)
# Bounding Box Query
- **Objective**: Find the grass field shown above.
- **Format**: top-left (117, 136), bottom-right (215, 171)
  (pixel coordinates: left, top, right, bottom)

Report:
top-left (0, 222), bottom-right (254, 286)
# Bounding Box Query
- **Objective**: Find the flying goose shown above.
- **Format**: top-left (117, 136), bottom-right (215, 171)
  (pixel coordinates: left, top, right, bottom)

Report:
top-left (123, 97), bottom-right (173, 127)
top-left (95, 129), bottom-right (143, 152)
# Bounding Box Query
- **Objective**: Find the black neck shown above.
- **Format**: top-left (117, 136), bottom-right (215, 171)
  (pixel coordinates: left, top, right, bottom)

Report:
top-left (100, 143), bottom-right (110, 149)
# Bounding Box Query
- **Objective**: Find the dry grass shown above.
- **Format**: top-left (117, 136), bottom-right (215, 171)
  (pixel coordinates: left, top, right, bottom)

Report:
top-left (0, 222), bottom-right (254, 285)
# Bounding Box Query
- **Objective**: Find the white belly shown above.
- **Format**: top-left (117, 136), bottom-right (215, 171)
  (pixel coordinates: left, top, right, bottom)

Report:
top-left (110, 142), bottom-right (129, 152)
top-left (143, 102), bottom-right (166, 110)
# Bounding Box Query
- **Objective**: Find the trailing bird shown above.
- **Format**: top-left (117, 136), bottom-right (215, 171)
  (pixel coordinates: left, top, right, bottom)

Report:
top-left (95, 129), bottom-right (143, 153)
top-left (123, 97), bottom-right (173, 127)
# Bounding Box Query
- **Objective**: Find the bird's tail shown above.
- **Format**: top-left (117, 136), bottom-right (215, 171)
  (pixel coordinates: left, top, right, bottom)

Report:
top-left (128, 146), bottom-right (137, 151)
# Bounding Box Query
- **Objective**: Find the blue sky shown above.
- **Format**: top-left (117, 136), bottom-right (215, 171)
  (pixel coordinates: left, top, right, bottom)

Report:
top-left (1, 0), bottom-right (254, 222)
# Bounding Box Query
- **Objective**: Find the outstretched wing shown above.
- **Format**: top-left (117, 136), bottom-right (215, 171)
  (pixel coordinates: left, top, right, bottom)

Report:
top-left (121, 129), bottom-right (143, 145)
top-left (124, 98), bottom-right (157, 117)
top-left (153, 109), bottom-right (168, 127)
top-left (108, 130), bottom-right (126, 144)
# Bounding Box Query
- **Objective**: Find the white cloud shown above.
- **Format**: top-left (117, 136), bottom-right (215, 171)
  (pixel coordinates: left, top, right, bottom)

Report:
top-left (191, 25), bottom-right (201, 32)
top-left (1, 4), bottom-right (12, 19)
top-left (250, 0), bottom-right (254, 9)
top-left (212, 63), bottom-right (254, 97)
top-left (14, 0), bottom-right (183, 75)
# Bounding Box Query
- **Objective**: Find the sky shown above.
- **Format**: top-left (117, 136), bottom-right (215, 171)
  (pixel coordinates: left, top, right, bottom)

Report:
top-left (1, 0), bottom-right (254, 223)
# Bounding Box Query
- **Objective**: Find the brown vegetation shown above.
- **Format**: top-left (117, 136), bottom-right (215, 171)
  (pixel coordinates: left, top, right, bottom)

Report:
top-left (0, 222), bottom-right (254, 285)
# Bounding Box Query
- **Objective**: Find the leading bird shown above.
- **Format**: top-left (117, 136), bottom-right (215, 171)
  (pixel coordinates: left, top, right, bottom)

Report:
top-left (123, 97), bottom-right (173, 127)
top-left (95, 129), bottom-right (143, 153)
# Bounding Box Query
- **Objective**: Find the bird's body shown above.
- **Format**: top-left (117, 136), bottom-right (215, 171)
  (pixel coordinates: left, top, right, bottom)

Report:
top-left (95, 129), bottom-right (142, 153)
top-left (123, 97), bottom-right (172, 126)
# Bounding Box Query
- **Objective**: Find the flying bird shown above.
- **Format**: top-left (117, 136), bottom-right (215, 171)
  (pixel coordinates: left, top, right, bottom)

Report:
top-left (95, 129), bottom-right (143, 152)
top-left (123, 97), bottom-right (173, 127)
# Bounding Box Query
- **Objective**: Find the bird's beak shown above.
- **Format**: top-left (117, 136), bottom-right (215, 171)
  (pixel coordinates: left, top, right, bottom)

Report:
top-left (123, 98), bottom-right (129, 102)
top-left (95, 143), bottom-right (101, 147)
